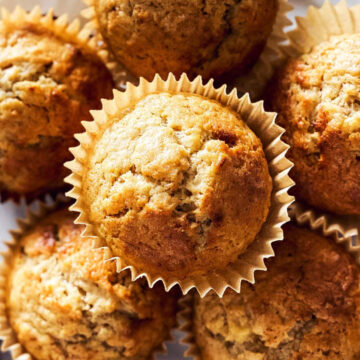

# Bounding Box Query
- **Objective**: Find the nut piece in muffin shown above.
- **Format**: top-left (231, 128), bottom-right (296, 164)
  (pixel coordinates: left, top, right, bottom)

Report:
top-left (0, 10), bottom-right (114, 201)
top-left (6, 208), bottom-right (177, 360)
top-left (91, 0), bottom-right (278, 81)
top-left (194, 223), bottom-right (360, 360)
top-left (81, 92), bottom-right (272, 281)
top-left (267, 33), bottom-right (360, 215)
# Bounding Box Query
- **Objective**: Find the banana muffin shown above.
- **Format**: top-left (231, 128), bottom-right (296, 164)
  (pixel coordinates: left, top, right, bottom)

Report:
top-left (90, 0), bottom-right (278, 81)
top-left (81, 92), bottom-right (272, 281)
top-left (268, 33), bottom-right (360, 215)
top-left (193, 223), bottom-right (360, 360)
top-left (6, 208), bottom-right (177, 360)
top-left (0, 11), bottom-right (114, 201)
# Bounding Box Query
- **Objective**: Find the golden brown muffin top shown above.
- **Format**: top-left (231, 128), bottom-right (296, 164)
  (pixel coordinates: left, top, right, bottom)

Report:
top-left (93, 0), bottom-right (278, 80)
top-left (7, 208), bottom-right (177, 360)
top-left (273, 33), bottom-right (360, 155)
top-left (82, 92), bottom-right (272, 279)
top-left (194, 223), bottom-right (360, 360)
top-left (0, 16), bottom-right (114, 199)
top-left (267, 33), bottom-right (360, 215)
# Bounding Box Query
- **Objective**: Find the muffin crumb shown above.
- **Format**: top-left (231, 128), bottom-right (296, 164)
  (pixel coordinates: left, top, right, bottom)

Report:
top-left (0, 14), bottom-right (114, 200)
top-left (6, 208), bottom-right (177, 360)
top-left (92, 0), bottom-right (278, 81)
top-left (82, 92), bottom-right (272, 280)
top-left (267, 33), bottom-right (360, 215)
top-left (194, 223), bottom-right (360, 360)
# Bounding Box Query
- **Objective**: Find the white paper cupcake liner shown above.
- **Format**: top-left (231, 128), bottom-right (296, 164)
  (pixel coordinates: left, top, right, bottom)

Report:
top-left (65, 72), bottom-right (294, 297)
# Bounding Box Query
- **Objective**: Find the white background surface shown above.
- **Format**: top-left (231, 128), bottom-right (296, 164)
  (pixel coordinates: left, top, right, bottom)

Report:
top-left (0, 0), bottom-right (358, 359)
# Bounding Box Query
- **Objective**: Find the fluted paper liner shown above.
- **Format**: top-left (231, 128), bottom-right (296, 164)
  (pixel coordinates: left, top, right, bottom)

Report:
top-left (65, 73), bottom-right (294, 297)
top-left (290, 202), bottom-right (360, 257)
top-left (282, 0), bottom-right (360, 58)
top-left (280, 0), bottom-right (360, 240)
top-left (0, 196), bottom-right (173, 360)
top-left (178, 215), bottom-right (360, 360)
top-left (0, 5), bottom-right (118, 204)
top-left (81, 0), bottom-right (293, 98)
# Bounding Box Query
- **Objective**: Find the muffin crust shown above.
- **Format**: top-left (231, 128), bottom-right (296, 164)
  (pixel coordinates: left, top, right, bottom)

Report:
top-left (82, 92), bottom-right (272, 280)
top-left (194, 223), bottom-right (360, 360)
top-left (92, 0), bottom-right (278, 81)
top-left (6, 208), bottom-right (177, 360)
top-left (268, 33), bottom-right (360, 215)
top-left (0, 17), bottom-right (114, 201)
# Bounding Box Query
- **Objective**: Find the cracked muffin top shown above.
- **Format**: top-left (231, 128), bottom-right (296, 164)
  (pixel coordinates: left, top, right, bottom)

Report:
top-left (91, 0), bottom-right (278, 81)
top-left (194, 223), bottom-right (360, 360)
top-left (0, 14), bottom-right (114, 201)
top-left (6, 207), bottom-right (177, 360)
top-left (267, 33), bottom-right (360, 215)
top-left (81, 92), bottom-right (272, 281)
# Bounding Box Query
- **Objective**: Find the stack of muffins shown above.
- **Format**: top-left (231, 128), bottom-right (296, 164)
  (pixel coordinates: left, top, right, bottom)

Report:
top-left (0, 1), bottom-right (359, 360)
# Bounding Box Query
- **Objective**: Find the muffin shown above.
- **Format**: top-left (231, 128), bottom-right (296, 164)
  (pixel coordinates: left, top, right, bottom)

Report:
top-left (0, 9), bottom-right (114, 201)
top-left (81, 92), bottom-right (272, 281)
top-left (90, 0), bottom-right (279, 81)
top-left (6, 207), bottom-right (177, 360)
top-left (193, 223), bottom-right (360, 360)
top-left (268, 33), bottom-right (360, 215)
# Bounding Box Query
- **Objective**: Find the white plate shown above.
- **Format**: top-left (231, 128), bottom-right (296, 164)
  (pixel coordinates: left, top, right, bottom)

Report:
top-left (0, 0), bottom-right (358, 359)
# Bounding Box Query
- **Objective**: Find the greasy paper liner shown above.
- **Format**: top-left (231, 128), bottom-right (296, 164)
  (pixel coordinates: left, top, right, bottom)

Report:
top-left (0, 5), bottom-right (117, 204)
top-left (0, 196), bottom-right (173, 360)
top-left (177, 215), bottom-right (360, 360)
top-left (81, 0), bottom-right (293, 98)
top-left (279, 0), bottom-right (360, 240)
top-left (65, 73), bottom-right (294, 297)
